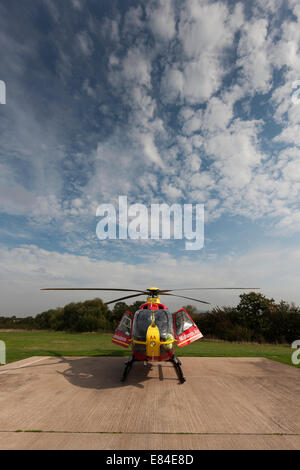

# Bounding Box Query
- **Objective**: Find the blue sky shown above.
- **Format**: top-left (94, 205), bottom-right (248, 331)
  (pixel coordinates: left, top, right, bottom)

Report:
top-left (1, 0), bottom-right (300, 314)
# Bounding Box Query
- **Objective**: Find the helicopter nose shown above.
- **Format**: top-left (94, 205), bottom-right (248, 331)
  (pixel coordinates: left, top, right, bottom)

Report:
top-left (146, 324), bottom-right (160, 358)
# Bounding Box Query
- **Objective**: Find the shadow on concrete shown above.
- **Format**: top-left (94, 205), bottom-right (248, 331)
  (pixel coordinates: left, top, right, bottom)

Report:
top-left (53, 356), bottom-right (179, 390)
top-left (1, 355), bottom-right (180, 390)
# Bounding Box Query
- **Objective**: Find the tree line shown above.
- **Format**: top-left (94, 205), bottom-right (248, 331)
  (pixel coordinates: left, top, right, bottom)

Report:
top-left (190, 292), bottom-right (300, 344)
top-left (0, 292), bottom-right (299, 344)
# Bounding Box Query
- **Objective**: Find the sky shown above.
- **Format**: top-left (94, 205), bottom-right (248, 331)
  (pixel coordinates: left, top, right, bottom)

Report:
top-left (1, 0), bottom-right (300, 315)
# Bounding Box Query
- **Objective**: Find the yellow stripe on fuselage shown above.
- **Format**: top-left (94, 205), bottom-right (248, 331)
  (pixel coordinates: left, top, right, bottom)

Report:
top-left (177, 333), bottom-right (202, 346)
top-left (112, 338), bottom-right (130, 347)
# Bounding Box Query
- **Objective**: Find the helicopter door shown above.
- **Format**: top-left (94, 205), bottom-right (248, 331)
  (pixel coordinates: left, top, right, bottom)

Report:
top-left (112, 311), bottom-right (133, 348)
top-left (173, 309), bottom-right (203, 347)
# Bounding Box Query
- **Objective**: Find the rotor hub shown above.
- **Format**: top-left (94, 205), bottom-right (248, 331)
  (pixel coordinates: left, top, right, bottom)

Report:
top-left (147, 287), bottom-right (160, 298)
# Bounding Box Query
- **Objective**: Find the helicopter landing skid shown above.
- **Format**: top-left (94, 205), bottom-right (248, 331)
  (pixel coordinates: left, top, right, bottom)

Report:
top-left (168, 354), bottom-right (186, 384)
top-left (121, 354), bottom-right (136, 382)
top-left (121, 354), bottom-right (186, 384)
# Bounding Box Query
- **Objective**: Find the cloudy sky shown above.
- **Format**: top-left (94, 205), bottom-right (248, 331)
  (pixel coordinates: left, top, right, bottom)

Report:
top-left (1, 0), bottom-right (300, 315)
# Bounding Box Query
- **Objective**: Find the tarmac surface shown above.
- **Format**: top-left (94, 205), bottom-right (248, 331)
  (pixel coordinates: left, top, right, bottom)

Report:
top-left (0, 356), bottom-right (299, 449)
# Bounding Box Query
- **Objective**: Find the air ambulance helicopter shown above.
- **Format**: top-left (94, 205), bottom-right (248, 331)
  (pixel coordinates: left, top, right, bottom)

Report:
top-left (42, 286), bottom-right (259, 383)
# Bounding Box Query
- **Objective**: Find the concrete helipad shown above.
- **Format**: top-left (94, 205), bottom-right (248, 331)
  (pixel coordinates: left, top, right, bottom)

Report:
top-left (0, 356), bottom-right (299, 449)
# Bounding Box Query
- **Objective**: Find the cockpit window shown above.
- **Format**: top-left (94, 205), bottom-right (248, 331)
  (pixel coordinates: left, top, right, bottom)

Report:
top-left (132, 309), bottom-right (173, 341)
top-left (174, 309), bottom-right (194, 336)
top-left (118, 313), bottom-right (132, 337)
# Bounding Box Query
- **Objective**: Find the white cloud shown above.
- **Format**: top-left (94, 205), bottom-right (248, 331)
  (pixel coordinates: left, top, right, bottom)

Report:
top-left (1, 243), bottom-right (300, 315)
top-left (160, 0), bottom-right (243, 105)
top-left (205, 119), bottom-right (264, 189)
top-left (123, 6), bottom-right (144, 35)
top-left (44, 0), bottom-right (60, 23)
top-left (180, 108), bottom-right (203, 136)
top-left (3, 0), bottom-right (300, 294)
top-left (139, 133), bottom-right (165, 168)
top-left (160, 1), bottom-right (244, 105)
top-left (237, 18), bottom-right (272, 94)
top-left (162, 183), bottom-right (182, 200)
top-left (160, 67), bottom-right (184, 103)
top-left (162, 56), bottom-right (225, 105)
top-left (274, 125), bottom-right (300, 146)
top-left (147, 0), bottom-right (176, 41)
top-left (190, 171), bottom-right (215, 189)
top-left (121, 48), bottom-right (152, 88)
top-left (77, 31), bottom-right (93, 56)
top-left (71, 0), bottom-right (83, 10)
top-left (189, 153), bottom-right (201, 172)
top-left (82, 79), bottom-right (96, 98)
top-left (100, 16), bottom-right (120, 43)
top-left (178, 0), bottom-right (234, 58)
top-left (202, 95), bottom-right (234, 133)
top-left (108, 54), bottom-right (119, 67)
top-left (269, 5), bottom-right (300, 125)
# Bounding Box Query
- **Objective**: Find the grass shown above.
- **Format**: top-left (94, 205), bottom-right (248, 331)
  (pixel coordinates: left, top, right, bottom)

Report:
top-left (0, 330), bottom-right (298, 368)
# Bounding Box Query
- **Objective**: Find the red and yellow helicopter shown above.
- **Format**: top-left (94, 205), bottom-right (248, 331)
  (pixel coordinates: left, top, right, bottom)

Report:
top-left (42, 286), bottom-right (258, 383)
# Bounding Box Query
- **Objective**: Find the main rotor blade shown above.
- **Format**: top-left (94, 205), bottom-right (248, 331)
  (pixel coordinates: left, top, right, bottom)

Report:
top-left (160, 287), bottom-right (260, 293)
top-left (41, 288), bottom-right (147, 293)
top-left (161, 293), bottom-right (211, 305)
top-left (105, 293), bottom-right (146, 305)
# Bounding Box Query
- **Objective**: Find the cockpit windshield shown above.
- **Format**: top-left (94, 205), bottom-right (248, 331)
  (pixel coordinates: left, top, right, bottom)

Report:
top-left (132, 309), bottom-right (173, 341)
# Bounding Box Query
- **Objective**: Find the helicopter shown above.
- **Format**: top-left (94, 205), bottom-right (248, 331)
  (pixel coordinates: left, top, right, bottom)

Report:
top-left (41, 286), bottom-right (259, 383)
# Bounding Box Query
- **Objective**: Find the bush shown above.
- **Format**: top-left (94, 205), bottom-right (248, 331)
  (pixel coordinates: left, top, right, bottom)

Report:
top-left (193, 293), bottom-right (300, 344)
